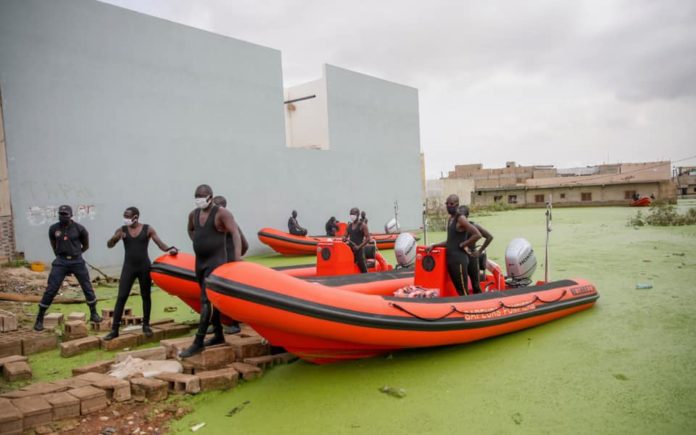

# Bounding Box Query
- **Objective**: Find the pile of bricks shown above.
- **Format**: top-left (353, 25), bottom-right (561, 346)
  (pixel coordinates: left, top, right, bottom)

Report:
top-left (0, 311), bottom-right (18, 332)
top-left (0, 330), bottom-right (58, 358)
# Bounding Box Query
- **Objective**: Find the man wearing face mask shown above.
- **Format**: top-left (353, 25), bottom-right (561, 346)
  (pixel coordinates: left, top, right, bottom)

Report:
top-left (288, 210), bottom-right (308, 236)
top-left (33, 205), bottom-right (102, 331)
top-left (180, 184), bottom-right (243, 358)
top-left (103, 207), bottom-right (178, 341)
top-left (342, 207), bottom-right (370, 273)
top-left (212, 196), bottom-right (249, 259)
top-left (426, 195), bottom-right (481, 296)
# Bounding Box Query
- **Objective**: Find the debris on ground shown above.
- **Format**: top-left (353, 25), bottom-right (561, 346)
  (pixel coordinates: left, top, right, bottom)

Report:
top-left (635, 283), bottom-right (653, 290)
top-left (164, 306), bottom-right (178, 312)
top-left (226, 400), bottom-right (251, 417)
top-left (379, 386), bottom-right (407, 398)
top-left (191, 422), bottom-right (206, 432)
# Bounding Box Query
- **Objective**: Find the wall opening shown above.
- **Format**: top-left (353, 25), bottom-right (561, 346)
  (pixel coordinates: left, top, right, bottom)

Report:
top-left (284, 69), bottom-right (330, 150)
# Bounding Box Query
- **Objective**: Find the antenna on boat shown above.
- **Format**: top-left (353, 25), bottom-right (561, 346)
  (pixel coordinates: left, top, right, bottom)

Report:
top-left (393, 200), bottom-right (400, 233)
top-left (544, 194), bottom-right (552, 283)
top-left (422, 202), bottom-right (428, 245)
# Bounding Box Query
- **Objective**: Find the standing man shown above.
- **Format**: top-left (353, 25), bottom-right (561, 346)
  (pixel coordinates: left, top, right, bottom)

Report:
top-left (212, 196), bottom-right (249, 258)
top-left (103, 207), bottom-right (178, 341)
top-left (459, 205), bottom-right (494, 293)
top-left (325, 216), bottom-right (339, 236)
top-left (426, 195), bottom-right (481, 296)
top-left (342, 207), bottom-right (370, 273)
top-left (288, 210), bottom-right (308, 236)
top-left (180, 185), bottom-right (243, 358)
top-left (33, 205), bottom-right (102, 331)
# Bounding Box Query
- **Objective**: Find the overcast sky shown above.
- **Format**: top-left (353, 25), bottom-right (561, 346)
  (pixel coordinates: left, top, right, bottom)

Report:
top-left (103, 0), bottom-right (696, 179)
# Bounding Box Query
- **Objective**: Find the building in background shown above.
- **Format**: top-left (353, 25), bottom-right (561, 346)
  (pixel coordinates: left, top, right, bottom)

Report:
top-left (0, 0), bottom-right (422, 269)
top-left (675, 167), bottom-right (696, 199)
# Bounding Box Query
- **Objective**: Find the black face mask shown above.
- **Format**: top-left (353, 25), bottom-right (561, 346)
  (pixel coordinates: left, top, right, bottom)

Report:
top-left (59, 215), bottom-right (71, 225)
top-left (446, 205), bottom-right (457, 215)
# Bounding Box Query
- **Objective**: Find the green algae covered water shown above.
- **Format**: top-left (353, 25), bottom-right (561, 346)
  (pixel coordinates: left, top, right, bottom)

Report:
top-left (16, 204), bottom-right (696, 433)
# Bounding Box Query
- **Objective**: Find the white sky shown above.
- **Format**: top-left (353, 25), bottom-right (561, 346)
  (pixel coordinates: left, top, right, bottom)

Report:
top-left (102, 0), bottom-right (696, 179)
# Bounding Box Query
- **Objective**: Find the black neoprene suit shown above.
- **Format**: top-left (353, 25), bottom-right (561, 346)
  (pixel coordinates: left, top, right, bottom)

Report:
top-left (446, 216), bottom-right (470, 296)
top-left (347, 222), bottom-right (368, 273)
top-left (112, 224), bottom-right (152, 329)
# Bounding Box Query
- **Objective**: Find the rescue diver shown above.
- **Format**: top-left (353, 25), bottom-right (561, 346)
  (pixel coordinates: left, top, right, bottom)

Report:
top-left (343, 207), bottom-right (370, 273)
top-left (213, 196), bottom-right (249, 258)
top-left (288, 210), bottom-right (308, 236)
top-left (325, 216), bottom-right (339, 236)
top-left (459, 205), bottom-right (494, 292)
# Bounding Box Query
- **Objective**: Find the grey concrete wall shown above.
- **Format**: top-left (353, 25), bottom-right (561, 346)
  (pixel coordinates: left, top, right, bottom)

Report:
top-left (0, 0), bottom-right (422, 270)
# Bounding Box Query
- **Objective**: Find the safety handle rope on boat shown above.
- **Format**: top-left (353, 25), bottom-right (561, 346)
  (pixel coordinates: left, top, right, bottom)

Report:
top-left (388, 290), bottom-right (567, 322)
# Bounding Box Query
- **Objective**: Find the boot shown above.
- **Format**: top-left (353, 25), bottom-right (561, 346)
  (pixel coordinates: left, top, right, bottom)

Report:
top-left (143, 324), bottom-right (153, 338)
top-left (103, 329), bottom-right (119, 341)
top-left (204, 329), bottom-right (225, 347)
top-left (33, 306), bottom-right (47, 332)
top-left (179, 335), bottom-right (205, 358)
top-left (89, 305), bottom-right (102, 323)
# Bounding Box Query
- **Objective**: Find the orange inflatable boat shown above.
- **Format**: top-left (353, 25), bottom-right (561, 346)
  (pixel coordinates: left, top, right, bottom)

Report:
top-left (257, 227), bottom-right (418, 255)
top-left (630, 197), bottom-right (652, 207)
top-left (205, 246), bottom-right (599, 364)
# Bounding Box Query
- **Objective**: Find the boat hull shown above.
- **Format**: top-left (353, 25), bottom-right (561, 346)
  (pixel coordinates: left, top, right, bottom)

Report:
top-left (257, 227), bottom-right (415, 255)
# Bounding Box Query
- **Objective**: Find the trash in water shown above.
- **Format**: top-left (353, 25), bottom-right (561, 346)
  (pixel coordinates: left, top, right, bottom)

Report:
top-left (380, 386), bottom-right (406, 398)
top-left (672, 252), bottom-right (685, 256)
top-left (190, 422), bottom-right (206, 432)
top-left (635, 283), bottom-right (653, 289)
top-left (227, 400), bottom-right (251, 417)
top-left (164, 306), bottom-right (178, 312)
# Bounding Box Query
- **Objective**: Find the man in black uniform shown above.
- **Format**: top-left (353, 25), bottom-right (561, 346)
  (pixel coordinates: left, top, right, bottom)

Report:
top-left (34, 205), bottom-right (102, 331)
top-left (213, 196), bottom-right (249, 258)
top-left (325, 216), bottom-right (339, 236)
top-left (180, 185), bottom-right (243, 358)
top-left (103, 207), bottom-right (178, 341)
top-left (459, 205), bottom-right (494, 293)
top-left (342, 207), bottom-right (370, 273)
top-left (288, 210), bottom-right (308, 236)
top-left (426, 195), bottom-right (481, 296)
top-left (360, 211), bottom-right (368, 225)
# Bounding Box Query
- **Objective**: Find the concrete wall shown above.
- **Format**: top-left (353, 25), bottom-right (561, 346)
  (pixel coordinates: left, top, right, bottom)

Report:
top-left (284, 75), bottom-right (329, 150)
top-left (426, 178), bottom-right (475, 211)
top-left (0, 0), bottom-right (422, 270)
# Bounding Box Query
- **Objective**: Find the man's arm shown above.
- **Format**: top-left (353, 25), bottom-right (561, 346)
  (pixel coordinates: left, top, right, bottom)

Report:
top-left (187, 211), bottom-right (195, 241)
top-left (218, 208), bottom-right (242, 261)
top-left (475, 223), bottom-right (493, 255)
top-left (148, 226), bottom-right (177, 254)
top-left (48, 226), bottom-right (58, 255)
top-left (107, 228), bottom-right (124, 248)
top-left (356, 223), bottom-right (370, 250)
top-left (79, 225), bottom-right (90, 253)
top-left (457, 215), bottom-right (481, 251)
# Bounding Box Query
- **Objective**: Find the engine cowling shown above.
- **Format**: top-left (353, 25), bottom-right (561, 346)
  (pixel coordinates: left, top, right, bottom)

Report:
top-left (504, 238), bottom-right (537, 285)
top-left (394, 233), bottom-right (417, 267)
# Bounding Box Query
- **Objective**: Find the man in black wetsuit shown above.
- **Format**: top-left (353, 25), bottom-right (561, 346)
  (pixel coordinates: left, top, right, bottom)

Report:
top-left (459, 205), bottom-right (494, 293)
top-left (325, 216), bottom-right (339, 236)
top-left (288, 210), bottom-right (308, 236)
top-left (427, 195), bottom-right (481, 296)
top-left (103, 207), bottom-right (178, 341)
top-left (342, 207), bottom-right (370, 273)
top-left (360, 211), bottom-right (368, 225)
top-left (180, 185), bottom-right (243, 358)
top-left (213, 196), bottom-right (249, 258)
top-left (33, 205), bottom-right (102, 331)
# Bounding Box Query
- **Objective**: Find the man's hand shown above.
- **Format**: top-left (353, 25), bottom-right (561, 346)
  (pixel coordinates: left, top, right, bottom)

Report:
top-left (168, 247), bottom-right (178, 256)
top-left (425, 245), bottom-right (433, 253)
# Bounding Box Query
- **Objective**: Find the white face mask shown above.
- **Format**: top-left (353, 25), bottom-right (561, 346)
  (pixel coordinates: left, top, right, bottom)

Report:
top-left (123, 218), bottom-right (135, 226)
top-left (349, 214), bottom-right (358, 223)
top-left (195, 197), bottom-right (210, 209)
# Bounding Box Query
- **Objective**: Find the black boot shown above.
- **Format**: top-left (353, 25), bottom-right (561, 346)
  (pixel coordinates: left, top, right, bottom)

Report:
top-left (179, 335), bottom-right (205, 358)
top-left (204, 329), bottom-right (225, 347)
top-left (33, 306), bottom-right (47, 332)
top-left (143, 324), bottom-right (153, 338)
top-left (89, 305), bottom-right (102, 323)
top-left (103, 329), bottom-right (119, 341)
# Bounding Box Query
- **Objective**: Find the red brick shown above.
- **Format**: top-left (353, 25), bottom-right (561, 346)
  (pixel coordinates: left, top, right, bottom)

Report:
top-left (0, 397), bottom-right (22, 435)
top-left (60, 336), bottom-right (100, 357)
top-left (11, 396), bottom-right (52, 429)
top-left (115, 346), bottom-right (166, 363)
top-left (42, 392), bottom-right (80, 420)
top-left (228, 362), bottom-right (262, 381)
top-left (129, 377), bottom-right (167, 402)
top-left (90, 319), bottom-right (112, 332)
top-left (101, 308), bottom-right (115, 319)
top-left (92, 378), bottom-right (131, 402)
top-left (243, 355), bottom-right (275, 370)
top-left (67, 386), bottom-right (107, 415)
top-left (160, 337), bottom-right (195, 358)
top-left (2, 361), bottom-right (32, 382)
top-left (67, 312), bottom-right (86, 322)
top-left (226, 336), bottom-right (271, 360)
top-left (197, 368), bottom-right (239, 391)
top-left (72, 359), bottom-right (114, 376)
top-left (0, 337), bottom-right (22, 358)
top-left (155, 373), bottom-right (201, 394)
top-left (43, 313), bottom-right (64, 330)
top-left (181, 345), bottom-right (235, 371)
top-left (63, 321), bottom-right (88, 341)
top-left (0, 355), bottom-right (27, 368)
top-left (22, 332), bottom-right (58, 355)
top-left (99, 333), bottom-right (139, 351)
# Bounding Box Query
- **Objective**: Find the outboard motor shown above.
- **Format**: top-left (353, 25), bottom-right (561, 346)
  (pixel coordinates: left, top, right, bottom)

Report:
top-left (394, 233), bottom-right (417, 267)
top-left (384, 218), bottom-right (400, 234)
top-left (504, 238), bottom-right (537, 287)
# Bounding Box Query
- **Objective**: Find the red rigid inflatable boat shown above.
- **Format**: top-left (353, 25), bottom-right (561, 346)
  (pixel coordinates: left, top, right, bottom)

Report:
top-left (205, 246), bottom-right (599, 364)
top-left (257, 227), bottom-right (418, 256)
top-left (630, 197), bottom-right (652, 207)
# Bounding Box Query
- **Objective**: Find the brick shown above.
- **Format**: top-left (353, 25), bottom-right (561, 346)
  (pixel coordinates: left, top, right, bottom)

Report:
top-left (43, 392), bottom-right (80, 420)
top-left (0, 314), bottom-right (17, 332)
top-left (160, 337), bottom-right (195, 358)
top-left (150, 318), bottom-right (175, 326)
top-left (100, 333), bottom-right (139, 351)
top-left (22, 332), bottom-right (58, 355)
top-left (90, 319), bottom-right (112, 331)
top-left (3, 361), bottom-right (32, 382)
top-left (0, 398), bottom-right (22, 435)
top-left (123, 307), bottom-right (133, 317)
top-left (181, 345), bottom-right (235, 371)
top-left (243, 355), bottom-right (275, 370)
top-left (272, 352), bottom-right (298, 365)
top-left (11, 396), bottom-right (52, 429)
top-left (64, 321), bottom-right (89, 341)
top-left (60, 336), bottom-right (100, 357)
top-left (92, 378), bottom-right (131, 402)
top-left (129, 377), bottom-right (167, 402)
top-left (122, 316), bottom-right (143, 326)
top-left (157, 323), bottom-right (192, 338)
top-left (0, 355), bottom-right (27, 368)
top-left (115, 346), bottom-right (166, 363)
top-left (228, 362), bottom-right (262, 381)
top-left (226, 336), bottom-right (271, 360)
top-left (0, 337), bottom-right (23, 358)
top-left (20, 382), bottom-right (68, 396)
top-left (121, 328), bottom-right (165, 346)
top-left (101, 308), bottom-right (115, 319)
top-left (51, 378), bottom-right (92, 390)
top-left (72, 359), bottom-right (114, 376)
top-left (67, 312), bottom-right (86, 322)
top-left (43, 313), bottom-right (64, 330)
top-left (155, 373), bottom-right (201, 394)
top-left (197, 368), bottom-right (239, 391)
top-left (74, 372), bottom-right (115, 384)
top-left (67, 386), bottom-right (107, 415)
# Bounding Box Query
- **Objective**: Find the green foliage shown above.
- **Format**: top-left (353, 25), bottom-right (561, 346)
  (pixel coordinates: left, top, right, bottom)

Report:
top-left (2, 258), bottom-right (30, 268)
top-left (628, 204), bottom-right (696, 227)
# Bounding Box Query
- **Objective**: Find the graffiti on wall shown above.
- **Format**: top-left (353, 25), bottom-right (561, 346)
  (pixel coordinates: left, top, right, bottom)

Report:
top-left (26, 205), bottom-right (97, 226)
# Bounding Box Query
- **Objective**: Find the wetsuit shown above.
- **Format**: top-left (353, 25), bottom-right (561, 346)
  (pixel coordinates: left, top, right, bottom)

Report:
top-left (446, 216), bottom-right (470, 296)
top-left (465, 221), bottom-right (483, 294)
top-left (111, 225), bottom-right (152, 330)
top-left (193, 206), bottom-right (228, 338)
top-left (40, 221), bottom-right (97, 309)
top-left (288, 217), bottom-right (307, 236)
top-left (347, 222), bottom-right (368, 273)
top-left (224, 228), bottom-right (249, 261)
top-left (325, 219), bottom-right (338, 236)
